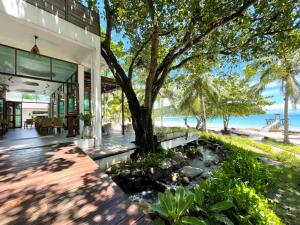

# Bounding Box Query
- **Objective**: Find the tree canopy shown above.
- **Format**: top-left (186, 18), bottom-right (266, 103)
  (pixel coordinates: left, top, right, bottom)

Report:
top-left (100, 0), bottom-right (299, 151)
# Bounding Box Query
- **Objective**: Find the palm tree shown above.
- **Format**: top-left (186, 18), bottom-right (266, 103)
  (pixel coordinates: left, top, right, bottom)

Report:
top-left (178, 73), bottom-right (219, 132)
top-left (246, 51), bottom-right (300, 142)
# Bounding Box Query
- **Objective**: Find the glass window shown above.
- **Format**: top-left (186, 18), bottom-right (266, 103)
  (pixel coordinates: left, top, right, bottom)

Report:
top-left (68, 97), bottom-right (74, 113)
top-left (0, 45), bottom-right (15, 74)
top-left (17, 50), bottom-right (51, 79)
top-left (52, 59), bottom-right (77, 82)
top-left (6, 92), bottom-right (22, 102)
top-left (37, 95), bottom-right (50, 103)
top-left (0, 99), bottom-right (4, 120)
top-left (84, 98), bottom-right (90, 113)
top-left (22, 93), bottom-right (37, 102)
top-left (59, 100), bottom-right (64, 119)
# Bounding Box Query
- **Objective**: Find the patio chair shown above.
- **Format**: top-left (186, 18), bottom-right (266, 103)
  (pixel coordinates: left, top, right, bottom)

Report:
top-left (53, 118), bottom-right (63, 134)
top-left (39, 118), bottom-right (53, 135)
top-left (24, 119), bottom-right (34, 128)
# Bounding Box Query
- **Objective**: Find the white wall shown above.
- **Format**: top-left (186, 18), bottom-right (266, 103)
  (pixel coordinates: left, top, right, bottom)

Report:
top-left (22, 102), bottom-right (49, 124)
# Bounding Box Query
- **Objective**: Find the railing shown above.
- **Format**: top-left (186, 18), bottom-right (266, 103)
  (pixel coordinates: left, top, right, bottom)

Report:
top-left (25, 0), bottom-right (100, 36)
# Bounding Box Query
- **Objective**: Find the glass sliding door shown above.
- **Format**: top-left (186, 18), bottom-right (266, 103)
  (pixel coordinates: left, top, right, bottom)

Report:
top-left (6, 102), bottom-right (14, 128)
top-left (15, 103), bottom-right (22, 128)
top-left (6, 102), bottom-right (22, 128)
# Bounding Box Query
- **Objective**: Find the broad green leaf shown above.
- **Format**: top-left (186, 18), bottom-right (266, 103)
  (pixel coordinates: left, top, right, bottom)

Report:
top-left (150, 204), bottom-right (169, 218)
top-left (209, 200), bottom-right (234, 213)
top-left (214, 213), bottom-right (234, 225)
top-left (181, 216), bottom-right (207, 225)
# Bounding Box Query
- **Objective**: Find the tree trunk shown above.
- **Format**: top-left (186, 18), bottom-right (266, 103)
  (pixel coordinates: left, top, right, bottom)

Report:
top-left (283, 87), bottom-right (289, 143)
top-left (223, 115), bottom-right (229, 132)
top-left (131, 106), bottom-right (156, 152)
top-left (195, 116), bottom-right (202, 130)
top-left (184, 117), bottom-right (191, 128)
top-left (199, 87), bottom-right (207, 132)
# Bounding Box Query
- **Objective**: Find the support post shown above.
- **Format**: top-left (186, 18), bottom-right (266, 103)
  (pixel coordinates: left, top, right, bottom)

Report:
top-left (91, 47), bottom-right (101, 146)
top-left (121, 90), bottom-right (125, 135)
top-left (78, 64), bottom-right (85, 136)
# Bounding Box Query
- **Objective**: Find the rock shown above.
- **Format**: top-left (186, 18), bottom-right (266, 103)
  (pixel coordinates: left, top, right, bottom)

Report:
top-left (171, 173), bottom-right (180, 182)
top-left (212, 159), bottom-right (219, 165)
top-left (204, 160), bottom-right (212, 167)
top-left (149, 167), bottom-right (163, 180)
top-left (180, 166), bottom-right (203, 178)
top-left (174, 151), bottom-right (186, 160)
top-left (119, 169), bottom-right (131, 178)
top-left (117, 177), bottom-right (144, 192)
top-left (256, 157), bottom-right (281, 166)
top-left (201, 171), bottom-right (212, 179)
top-left (171, 159), bottom-right (184, 169)
top-left (106, 167), bottom-right (112, 174)
top-left (186, 147), bottom-right (202, 158)
top-left (132, 169), bottom-right (144, 177)
top-left (181, 176), bottom-right (190, 186)
top-left (159, 159), bottom-right (173, 169)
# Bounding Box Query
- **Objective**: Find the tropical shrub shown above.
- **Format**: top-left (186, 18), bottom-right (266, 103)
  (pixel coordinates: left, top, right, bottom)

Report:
top-left (151, 180), bottom-right (282, 225)
top-left (151, 132), bottom-right (282, 225)
top-left (221, 150), bottom-right (272, 193)
top-left (108, 148), bottom-right (175, 173)
top-left (150, 187), bottom-right (195, 224)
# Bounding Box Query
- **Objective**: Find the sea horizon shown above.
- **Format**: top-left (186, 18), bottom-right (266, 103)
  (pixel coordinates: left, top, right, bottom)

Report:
top-left (154, 113), bottom-right (300, 131)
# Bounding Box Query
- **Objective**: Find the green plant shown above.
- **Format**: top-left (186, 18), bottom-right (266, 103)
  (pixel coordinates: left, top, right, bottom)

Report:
top-left (199, 132), bottom-right (299, 224)
top-left (222, 150), bottom-right (272, 193)
top-left (80, 112), bottom-right (93, 125)
top-left (150, 187), bottom-right (195, 224)
top-left (108, 148), bottom-right (176, 174)
top-left (228, 181), bottom-right (283, 225)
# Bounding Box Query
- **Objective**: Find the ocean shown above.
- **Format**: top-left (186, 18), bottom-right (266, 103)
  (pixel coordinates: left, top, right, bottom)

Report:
top-left (154, 114), bottom-right (300, 131)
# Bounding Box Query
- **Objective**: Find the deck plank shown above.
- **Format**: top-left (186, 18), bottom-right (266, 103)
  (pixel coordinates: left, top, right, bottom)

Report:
top-left (0, 143), bottom-right (150, 225)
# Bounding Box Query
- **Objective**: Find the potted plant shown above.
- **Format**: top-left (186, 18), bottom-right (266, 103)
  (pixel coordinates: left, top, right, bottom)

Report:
top-left (80, 112), bottom-right (94, 139)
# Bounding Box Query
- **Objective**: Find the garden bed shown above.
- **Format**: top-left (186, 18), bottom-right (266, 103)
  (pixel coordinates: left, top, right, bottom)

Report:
top-left (106, 140), bottom-right (226, 203)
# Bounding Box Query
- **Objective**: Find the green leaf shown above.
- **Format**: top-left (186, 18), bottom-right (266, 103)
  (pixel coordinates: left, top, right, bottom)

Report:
top-left (150, 204), bottom-right (169, 218)
top-left (194, 185), bottom-right (205, 206)
top-left (214, 213), bottom-right (234, 225)
top-left (209, 200), bottom-right (234, 213)
top-left (181, 216), bottom-right (207, 225)
top-left (154, 218), bottom-right (166, 225)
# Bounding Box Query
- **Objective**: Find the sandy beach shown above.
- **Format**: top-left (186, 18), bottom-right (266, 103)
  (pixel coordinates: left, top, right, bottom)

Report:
top-left (154, 120), bottom-right (300, 145)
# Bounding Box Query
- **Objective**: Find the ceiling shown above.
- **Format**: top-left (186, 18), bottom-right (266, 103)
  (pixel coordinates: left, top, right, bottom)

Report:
top-left (0, 11), bottom-right (93, 66)
top-left (0, 74), bottom-right (61, 95)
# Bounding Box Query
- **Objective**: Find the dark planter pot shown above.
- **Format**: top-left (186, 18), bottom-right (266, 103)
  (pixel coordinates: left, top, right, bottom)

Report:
top-left (84, 120), bottom-right (91, 126)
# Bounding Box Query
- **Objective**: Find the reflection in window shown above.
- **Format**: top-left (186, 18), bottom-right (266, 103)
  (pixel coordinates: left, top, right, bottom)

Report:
top-left (6, 92), bottom-right (22, 102)
top-left (0, 45), bottom-right (15, 74)
top-left (59, 100), bottom-right (64, 119)
top-left (52, 59), bottom-right (77, 82)
top-left (17, 50), bottom-right (51, 79)
top-left (6, 92), bottom-right (50, 103)
top-left (37, 95), bottom-right (50, 103)
top-left (22, 93), bottom-right (36, 102)
top-left (0, 99), bottom-right (4, 120)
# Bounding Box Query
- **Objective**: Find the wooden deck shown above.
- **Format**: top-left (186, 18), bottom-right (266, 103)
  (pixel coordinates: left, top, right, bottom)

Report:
top-left (0, 143), bottom-right (151, 225)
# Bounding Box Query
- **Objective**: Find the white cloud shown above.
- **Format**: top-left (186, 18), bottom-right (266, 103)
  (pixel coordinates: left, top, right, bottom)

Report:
top-left (264, 101), bottom-right (300, 112)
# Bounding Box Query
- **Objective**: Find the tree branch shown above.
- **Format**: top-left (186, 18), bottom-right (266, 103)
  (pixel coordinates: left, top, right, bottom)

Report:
top-left (145, 0), bottom-right (159, 109)
top-left (151, 0), bottom-right (257, 103)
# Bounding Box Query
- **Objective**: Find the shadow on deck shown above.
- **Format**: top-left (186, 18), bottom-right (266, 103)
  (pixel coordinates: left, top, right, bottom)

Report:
top-left (0, 143), bottom-right (151, 225)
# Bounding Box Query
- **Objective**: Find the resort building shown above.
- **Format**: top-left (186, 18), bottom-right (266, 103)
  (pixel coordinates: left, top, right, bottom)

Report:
top-left (0, 0), bottom-right (120, 146)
